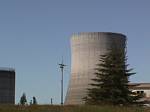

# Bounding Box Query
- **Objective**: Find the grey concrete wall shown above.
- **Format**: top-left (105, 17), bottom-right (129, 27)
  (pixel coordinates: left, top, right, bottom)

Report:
top-left (65, 32), bottom-right (126, 105)
top-left (0, 69), bottom-right (15, 104)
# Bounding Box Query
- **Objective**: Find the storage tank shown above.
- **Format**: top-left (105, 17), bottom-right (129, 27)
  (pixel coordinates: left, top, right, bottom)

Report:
top-left (65, 32), bottom-right (126, 105)
top-left (0, 68), bottom-right (15, 104)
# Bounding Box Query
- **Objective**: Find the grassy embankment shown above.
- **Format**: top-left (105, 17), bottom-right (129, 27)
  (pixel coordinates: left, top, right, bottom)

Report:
top-left (0, 105), bottom-right (149, 112)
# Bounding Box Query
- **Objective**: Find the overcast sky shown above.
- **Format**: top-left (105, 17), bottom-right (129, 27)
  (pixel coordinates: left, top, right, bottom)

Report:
top-left (0, 0), bottom-right (150, 104)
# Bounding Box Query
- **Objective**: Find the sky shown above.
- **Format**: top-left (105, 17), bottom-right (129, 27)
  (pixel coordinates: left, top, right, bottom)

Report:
top-left (0, 0), bottom-right (150, 104)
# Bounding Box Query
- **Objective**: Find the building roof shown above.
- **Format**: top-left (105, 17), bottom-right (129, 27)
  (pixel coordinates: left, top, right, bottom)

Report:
top-left (129, 83), bottom-right (150, 90)
top-left (0, 67), bottom-right (15, 72)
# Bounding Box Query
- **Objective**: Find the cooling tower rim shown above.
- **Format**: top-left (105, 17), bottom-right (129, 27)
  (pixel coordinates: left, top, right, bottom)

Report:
top-left (0, 67), bottom-right (15, 72)
top-left (72, 32), bottom-right (126, 38)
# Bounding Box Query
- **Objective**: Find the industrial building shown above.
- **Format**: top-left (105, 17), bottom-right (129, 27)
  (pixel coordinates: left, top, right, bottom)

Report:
top-left (65, 32), bottom-right (126, 105)
top-left (129, 83), bottom-right (150, 103)
top-left (0, 68), bottom-right (15, 104)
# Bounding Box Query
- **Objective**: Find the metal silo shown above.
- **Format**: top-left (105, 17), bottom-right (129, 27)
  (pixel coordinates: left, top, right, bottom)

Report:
top-left (65, 32), bottom-right (126, 105)
top-left (0, 68), bottom-right (15, 104)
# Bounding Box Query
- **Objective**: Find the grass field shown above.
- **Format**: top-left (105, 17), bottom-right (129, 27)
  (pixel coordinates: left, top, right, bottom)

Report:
top-left (0, 105), bottom-right (149, 112)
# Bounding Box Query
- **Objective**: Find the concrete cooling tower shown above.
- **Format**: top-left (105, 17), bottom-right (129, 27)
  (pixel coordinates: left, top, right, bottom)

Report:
top-left (65, 32), bottom-right (126, 105)
top-left (0, 68), bottom-right (15, 104)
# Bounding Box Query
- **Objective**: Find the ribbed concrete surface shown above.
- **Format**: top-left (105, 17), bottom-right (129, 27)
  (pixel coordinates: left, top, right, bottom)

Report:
top-left (65, 32), bottom-right (126, 105)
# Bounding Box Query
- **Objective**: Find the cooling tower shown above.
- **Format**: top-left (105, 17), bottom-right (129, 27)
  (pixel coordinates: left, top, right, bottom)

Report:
top-left (0, 68), bottom-right (15, 104)
top-left (65, 32), bottom-right (126, 105)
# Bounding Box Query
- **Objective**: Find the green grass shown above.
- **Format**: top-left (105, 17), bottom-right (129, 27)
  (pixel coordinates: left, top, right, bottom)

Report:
top-left (0, 105), bottom-right (149, 112)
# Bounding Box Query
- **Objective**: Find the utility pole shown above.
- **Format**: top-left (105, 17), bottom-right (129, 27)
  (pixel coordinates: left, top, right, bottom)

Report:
top-left (59, 59), bottom-right (66, 105)
top-left (50, 98), bottom-right (53, 105)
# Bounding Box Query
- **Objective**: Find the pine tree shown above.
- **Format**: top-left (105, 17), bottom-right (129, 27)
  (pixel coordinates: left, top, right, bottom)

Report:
top-left (20, 93), bottom-right (27, 105)
top-left (84, 47), bottom-right (138, 105)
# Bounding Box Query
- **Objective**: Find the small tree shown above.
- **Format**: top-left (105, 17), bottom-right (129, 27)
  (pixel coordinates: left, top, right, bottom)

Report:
top-left (20, 93), bottom-right (27, 105)
top-left (84, 47), bottom-right (138, 105)
top-left (33, 96), bottom-right (37, 105)
top-left (30, 100), bottom-right (32, 105)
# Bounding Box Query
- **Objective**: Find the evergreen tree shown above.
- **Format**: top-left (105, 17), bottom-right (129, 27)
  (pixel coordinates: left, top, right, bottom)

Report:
top-left (84, 47), bottom-right (138, 105)
top-left (20, 93), bottom-right (27, 105)
top-left (33, 96), bottom-right (37, 105)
